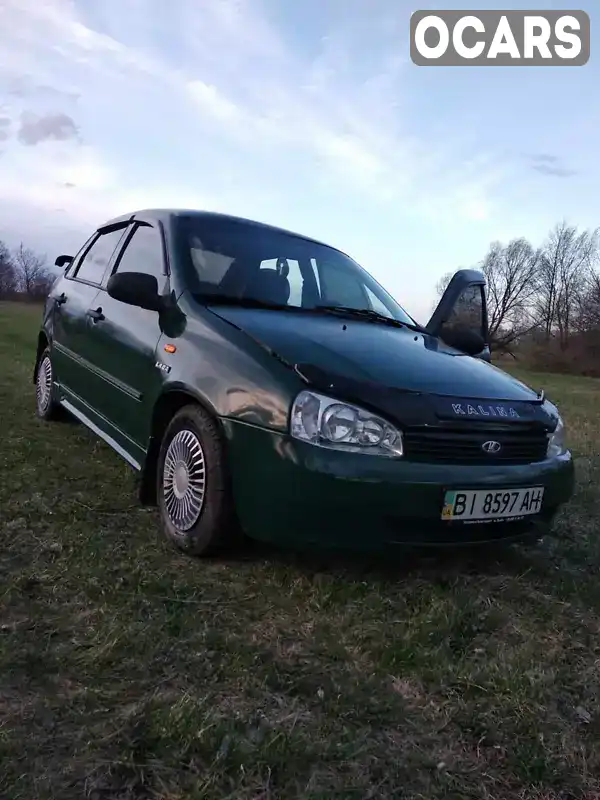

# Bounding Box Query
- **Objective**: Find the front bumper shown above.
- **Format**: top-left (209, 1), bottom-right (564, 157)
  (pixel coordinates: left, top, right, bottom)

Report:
top-left (224, 419), bottom-right (575, 551)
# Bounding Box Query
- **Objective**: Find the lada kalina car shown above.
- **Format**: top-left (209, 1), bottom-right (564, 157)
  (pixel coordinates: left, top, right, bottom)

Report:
top-left (34, 210), bottom-right (575, 556)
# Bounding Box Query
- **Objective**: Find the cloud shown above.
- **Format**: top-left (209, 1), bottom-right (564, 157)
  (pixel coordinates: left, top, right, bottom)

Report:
top-left (17, 111), bottom-right (79, 145)
top-left (0, 0), bottom-right (511, 277)
top-left (530, 153), bottom-right (560, 164)
top-left (187, 81), bottom-right (243, 124)
top-left (6, 77), bottom-right (80, 103)
top-left (532, 163), bottom-right (577, 178)
top-left (0, 117), bottom-right (10, 141)
top-left (528, 153), bottom-right (577, 178)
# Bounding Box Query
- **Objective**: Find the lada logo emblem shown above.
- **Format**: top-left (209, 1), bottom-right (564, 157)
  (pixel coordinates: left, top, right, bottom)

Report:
top-left (482, 440), bottom-right (502, 454)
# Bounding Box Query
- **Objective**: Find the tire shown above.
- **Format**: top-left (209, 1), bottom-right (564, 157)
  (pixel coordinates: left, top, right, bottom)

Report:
top-left (157, 404), bottom-right (237, 556)
top-left (35, 347), bottom-right (63, 421)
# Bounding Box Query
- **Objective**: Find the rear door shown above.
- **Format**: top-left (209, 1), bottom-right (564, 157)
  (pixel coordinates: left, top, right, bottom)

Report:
top-left (52, 224), bottom-right (129, 404)
top-left (83, 219), bottom-right (169, 450)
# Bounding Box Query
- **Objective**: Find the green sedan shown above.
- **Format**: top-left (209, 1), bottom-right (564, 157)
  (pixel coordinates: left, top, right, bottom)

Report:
top-left (33, 209), bottom-right (574, 555)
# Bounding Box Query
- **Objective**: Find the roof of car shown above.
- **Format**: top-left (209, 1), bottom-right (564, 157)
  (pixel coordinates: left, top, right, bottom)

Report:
top-left (101, 209), bottom-right (342, 253)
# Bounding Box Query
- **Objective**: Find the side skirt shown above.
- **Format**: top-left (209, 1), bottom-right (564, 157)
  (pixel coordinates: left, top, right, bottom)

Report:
top-left (58, 386), bottom-right (146, 471)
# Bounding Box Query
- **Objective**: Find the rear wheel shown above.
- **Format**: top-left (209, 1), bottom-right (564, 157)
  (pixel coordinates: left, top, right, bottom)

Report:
top-left (157, 404), bottom-right (237, 556)
top-left (35, 347), bottom-right (63, 421)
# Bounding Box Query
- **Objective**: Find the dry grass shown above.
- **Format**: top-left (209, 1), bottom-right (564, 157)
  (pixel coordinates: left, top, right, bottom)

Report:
top-left (1, 302), bottom-right (600, 799)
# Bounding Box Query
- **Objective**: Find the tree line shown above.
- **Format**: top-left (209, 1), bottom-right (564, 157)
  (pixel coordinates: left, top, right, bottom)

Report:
top-left (437, 220), bottom-right (600, 376)
top-left (0, 238), bottom-right (56, 302)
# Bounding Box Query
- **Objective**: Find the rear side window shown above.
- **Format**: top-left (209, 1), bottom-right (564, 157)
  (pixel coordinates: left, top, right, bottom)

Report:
top-left (74, 228), bottom-right (126, 285)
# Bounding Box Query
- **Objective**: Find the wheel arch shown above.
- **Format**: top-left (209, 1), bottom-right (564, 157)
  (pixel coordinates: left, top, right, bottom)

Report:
top-left (139, 385), bottom-right (227, 506)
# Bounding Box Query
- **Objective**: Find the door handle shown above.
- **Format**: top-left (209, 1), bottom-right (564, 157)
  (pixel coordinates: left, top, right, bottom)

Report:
top-left (55, 292), bottom-right (67, 306)
top-left (87, 307), bottom-right (105, 323)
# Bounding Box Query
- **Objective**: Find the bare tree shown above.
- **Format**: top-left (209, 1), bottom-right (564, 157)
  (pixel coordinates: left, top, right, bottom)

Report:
top-left (576, 268), bottom-right (600, 332)
top-left (433, 220), bottom-right (600, 373)
top-left (534, 221), bottom-right (599, 348)
top-left (0, 239), bottom-right (18, 299)
top-left (435, 238), bottom-right (540, 351)
top-left (435, 272), bottom-right (452, 304)
top-left (481, 238), bottom-right (541, 349)
top-left (12, 243), bottom-right (54, 300)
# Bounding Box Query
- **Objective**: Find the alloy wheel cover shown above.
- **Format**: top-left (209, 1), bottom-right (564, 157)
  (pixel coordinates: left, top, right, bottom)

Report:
top-left (36, 356), bottom-right (53, 413)
top-left (162, 428), bottom-right (207, 531)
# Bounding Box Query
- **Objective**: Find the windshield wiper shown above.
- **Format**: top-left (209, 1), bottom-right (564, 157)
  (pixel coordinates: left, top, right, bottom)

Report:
top-left (199, 295), bottom-right (426, 332)
top-left (316, 305), bottom-right (426, 332)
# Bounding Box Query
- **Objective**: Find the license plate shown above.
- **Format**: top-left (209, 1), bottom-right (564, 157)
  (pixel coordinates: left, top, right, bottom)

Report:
top-left (441, 486), bottom-right (544, 522)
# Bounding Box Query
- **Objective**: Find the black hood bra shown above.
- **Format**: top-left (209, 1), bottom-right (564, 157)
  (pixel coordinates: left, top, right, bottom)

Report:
top-left (294, 362), bottom-right (557, 432)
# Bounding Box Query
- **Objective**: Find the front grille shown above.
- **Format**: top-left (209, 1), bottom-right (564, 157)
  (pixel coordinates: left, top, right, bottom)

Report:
top-left (403, 425), bottom-right (549, 465)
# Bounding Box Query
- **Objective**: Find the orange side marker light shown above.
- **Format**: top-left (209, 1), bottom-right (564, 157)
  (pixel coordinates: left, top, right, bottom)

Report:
top-left (164, 344), bottom-right (177, 354)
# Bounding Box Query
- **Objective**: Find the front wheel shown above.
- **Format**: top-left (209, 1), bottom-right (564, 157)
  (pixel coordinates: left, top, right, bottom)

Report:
top-left (35, 347), bottom-right (63, 421)
top-left (157, 404), bottom-right (237, 556)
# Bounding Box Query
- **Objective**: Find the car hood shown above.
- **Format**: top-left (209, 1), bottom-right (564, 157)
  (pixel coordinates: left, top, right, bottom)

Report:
top-left (208, 306), bottom-right (540, 402)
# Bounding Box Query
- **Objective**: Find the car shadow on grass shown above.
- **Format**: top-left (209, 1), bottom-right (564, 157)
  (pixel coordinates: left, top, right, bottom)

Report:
top-left (220, 531), bottom-right (541, 581)
top-left (218, 502), bottom-right (600, 612)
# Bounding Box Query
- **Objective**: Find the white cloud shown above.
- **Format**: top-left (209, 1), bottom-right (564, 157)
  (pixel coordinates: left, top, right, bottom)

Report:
top-left (187, 81), bottom-right (242, 124)
top-left (0, 141), bottom-right (217, 231)
top-left (0, 0), bottom-right (510, 281)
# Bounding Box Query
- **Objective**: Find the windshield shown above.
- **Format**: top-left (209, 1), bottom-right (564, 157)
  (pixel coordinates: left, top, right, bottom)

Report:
top-left (177, 214), bottom-right (416, 325)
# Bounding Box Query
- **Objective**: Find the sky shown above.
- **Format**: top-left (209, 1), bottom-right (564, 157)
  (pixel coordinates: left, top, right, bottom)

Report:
top-left (0, 0), bottom-right (598, 322)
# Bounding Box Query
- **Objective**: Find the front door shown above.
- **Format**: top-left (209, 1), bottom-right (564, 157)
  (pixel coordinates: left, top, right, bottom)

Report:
top-left (84, 219), bottom-right (168, 453)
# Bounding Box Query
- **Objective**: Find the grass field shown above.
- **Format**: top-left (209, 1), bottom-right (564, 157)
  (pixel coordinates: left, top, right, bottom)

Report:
top-left (1, 301), bottom-right (600, 800)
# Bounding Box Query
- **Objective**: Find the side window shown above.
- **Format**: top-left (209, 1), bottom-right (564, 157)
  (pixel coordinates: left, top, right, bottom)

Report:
top-left (112, 224), bottom-right (166, 290)
top-left (445, 284), bottom-right (484, 333)
top-left (74, 228), bottom-right (126, 285)
top-left (65, 233), bottom-right (95, 278)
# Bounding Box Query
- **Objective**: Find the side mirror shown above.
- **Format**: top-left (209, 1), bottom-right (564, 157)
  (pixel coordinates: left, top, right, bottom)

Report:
top-left (426, 270), bottom-right (489, 351)
top-left (107, 271), bottom-right (163, 312)
top-left (55, 254), bottom-right (73, 269)
top-left (440, 325), bottom-right (486, 357)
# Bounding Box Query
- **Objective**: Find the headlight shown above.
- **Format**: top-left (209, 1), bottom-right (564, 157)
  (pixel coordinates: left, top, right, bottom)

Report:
top-left (290, 390), bottom-right (403, 457)
top-left (543, 400), bottom-right (567, 458)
